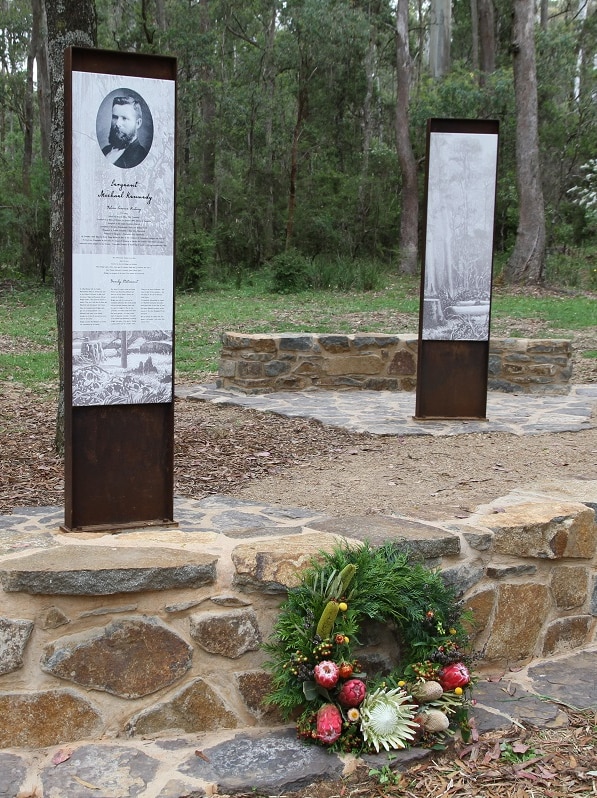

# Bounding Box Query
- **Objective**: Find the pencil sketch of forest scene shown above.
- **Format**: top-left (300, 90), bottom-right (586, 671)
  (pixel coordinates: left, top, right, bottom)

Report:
top-left (72, 329), bottom-right (172, 406)
top-left (421, 131), bottom-right (498, 342)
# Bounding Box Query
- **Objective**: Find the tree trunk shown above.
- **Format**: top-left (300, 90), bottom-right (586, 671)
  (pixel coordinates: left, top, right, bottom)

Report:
top-left (477, 0), bottom-right (496, 77)
top-left (429, 0), bottom-right (451, 78)
top-left (504, 0), bottom-right (546, 285)
top-left (44, 0), bottom-right (97, 453)
top-left (33, 0), bottom-right (51, 162)
top-left (395, 0), bottom-right (418, 274)
top-left (470, 0), bottom-right (479, 71)
top-left (263, 1), bottom-right (276, 260)
top-left (199, 0), bottom-right (217, 229)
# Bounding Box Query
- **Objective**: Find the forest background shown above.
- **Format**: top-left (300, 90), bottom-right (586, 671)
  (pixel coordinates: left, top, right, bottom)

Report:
top-left (2, 0), bottom-right (597, 297)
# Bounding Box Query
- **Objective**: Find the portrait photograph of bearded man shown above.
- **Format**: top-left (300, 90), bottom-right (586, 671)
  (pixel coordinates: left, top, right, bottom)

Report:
top-left (96, 89), bottom-right (154, 169)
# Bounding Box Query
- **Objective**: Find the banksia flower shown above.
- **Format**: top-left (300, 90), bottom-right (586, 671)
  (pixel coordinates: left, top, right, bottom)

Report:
top-left (418, 708), bottom-right (450, 733)
top-left (316, 703), bottom-right (343, 744)
top-left (359, 687), bottom-right (419, 752)
top-left (314, 660), bottom-right (340, 688)
top-left (411, 680), bottom-right (443, 703)
top-left (439, 662), bottom-right (470, 691)
top-left (337, 678), bottom-right (366, 707)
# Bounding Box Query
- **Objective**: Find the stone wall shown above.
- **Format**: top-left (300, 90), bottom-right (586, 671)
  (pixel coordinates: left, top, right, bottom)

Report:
top-left (217, 333), bottom-right (572, 395)
top-left (0, 481), bottom-right (595, 749)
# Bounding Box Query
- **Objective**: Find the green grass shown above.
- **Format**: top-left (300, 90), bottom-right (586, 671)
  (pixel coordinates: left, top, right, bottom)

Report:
top-left (0, 276), bottom-right (595, 387)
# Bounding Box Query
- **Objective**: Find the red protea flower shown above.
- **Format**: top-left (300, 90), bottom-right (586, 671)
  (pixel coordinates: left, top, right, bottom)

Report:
top-left (439, 662), bottom-right (470, 691)
top-left (337, 678), bottom-right (366, 707)
top-left (314, 660), bottom-right (340, 688)
top-left (316, 703), bottom-right (343, 744)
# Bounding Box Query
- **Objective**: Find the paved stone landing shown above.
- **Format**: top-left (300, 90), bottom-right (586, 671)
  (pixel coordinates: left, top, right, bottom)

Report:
top-left (184, 383), bottom-right (597, 436)
top-left (1, 663), bottom-right (595, 798)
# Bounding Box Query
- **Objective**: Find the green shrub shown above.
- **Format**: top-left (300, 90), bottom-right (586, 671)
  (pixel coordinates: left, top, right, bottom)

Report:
top-left (270, 249), bottom-right (314, 293)
top-left (177, 230), bottom-right (216, 290)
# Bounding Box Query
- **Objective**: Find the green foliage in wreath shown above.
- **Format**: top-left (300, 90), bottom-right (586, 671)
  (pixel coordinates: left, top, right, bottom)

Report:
top-left (264, 541), bottom-right (475, 753)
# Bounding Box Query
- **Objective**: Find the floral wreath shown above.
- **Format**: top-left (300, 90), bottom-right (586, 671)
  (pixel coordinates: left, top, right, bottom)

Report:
top-left (264, 542), bottom-right (475, 753)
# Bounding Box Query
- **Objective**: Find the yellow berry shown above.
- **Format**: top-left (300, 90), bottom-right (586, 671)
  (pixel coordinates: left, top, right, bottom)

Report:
top-left (449, 628), bottom-right (457, 635)
top-left (343, 636), bottom-right (349, 644)
top-left (338, 602), bottom-right (348, 612)
top-left (398, 680), bottom-right (406, 687)
top-left (454, 687), bottom-right (463, 696)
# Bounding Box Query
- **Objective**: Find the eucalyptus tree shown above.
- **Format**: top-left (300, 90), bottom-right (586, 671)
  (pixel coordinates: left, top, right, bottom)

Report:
top-left (44, 0), bottom-right (97, 450)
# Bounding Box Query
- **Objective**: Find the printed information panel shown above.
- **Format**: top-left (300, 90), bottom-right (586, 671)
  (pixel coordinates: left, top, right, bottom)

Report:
top-left (71, 70), bottom-right (175, 406)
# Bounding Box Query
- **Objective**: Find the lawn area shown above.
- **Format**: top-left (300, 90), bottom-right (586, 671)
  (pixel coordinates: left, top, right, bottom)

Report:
top-left (0, 278), bottom-right (595, 389)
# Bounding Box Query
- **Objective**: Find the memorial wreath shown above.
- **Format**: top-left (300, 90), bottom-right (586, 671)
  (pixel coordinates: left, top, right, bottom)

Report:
top-left (264, 542), bottom-right (475, 753)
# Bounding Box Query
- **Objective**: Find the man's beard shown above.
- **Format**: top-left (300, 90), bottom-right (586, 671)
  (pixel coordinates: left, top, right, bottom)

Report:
top-left (108, 123), bottom-right (135, 150)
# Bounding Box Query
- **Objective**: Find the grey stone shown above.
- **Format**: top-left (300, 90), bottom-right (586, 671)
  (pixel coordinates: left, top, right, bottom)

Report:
top-left (157, 780), bottom-right (205, 798)
top-left (361, 746), bottom-right (432, 772)
top-left (0, 752), bottom-right (27, 798)
top-left (486, 564), bottom-right (537, 579)
top-left (223, 524), bottom-right (304, 539)
top-left (0, 528), bottom-right (57, 555)
top-left (526, 650), bottom-right (597, 709)
top-left (461, 528), bottom-right (494, 551)
top-left (40, 744), bottom-right (159, 798)
top-left (472, 680), bottom-right (566, 727)
top-left (41, 617), bottom-right (192, 699)
top-left (79, 603), bottom-right (138, 617)
top-left (441, 562), bottom-right (485, 596)
top-left (279, 335), bottom-right (318, 351)
top-left (0, 617), bottom-right (33, 674)
top-left (310, 516), bottom-right (461, 559)
top-left (37, 605), bottom-right (71, 629)
top-left (591, 575), bottom-right (597, 615)
top-left (126, 678), bottom-right (238, 736)
top-left (189, 608), bottom-right (261, 658)
top-left (177, 728), bottom-right (345, 793)
top-left (0, 546), bottom-right (217, 595)
top-left (210, 594), bottom-right (252, 607)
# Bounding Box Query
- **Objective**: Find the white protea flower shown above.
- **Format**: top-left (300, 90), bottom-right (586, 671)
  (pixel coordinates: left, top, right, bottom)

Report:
top-left (359, 687), bottom-right (419, 752)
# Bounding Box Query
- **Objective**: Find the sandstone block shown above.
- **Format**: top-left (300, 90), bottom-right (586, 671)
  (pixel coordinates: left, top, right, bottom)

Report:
top-left (37, 606), bottom-right (71, 630)
top-left (41, 617), bottom-right (192, 699)
top-left (232, 532), bottom-right (341, 593)
top-left (550, 566), bottom-right (589, 609)
top-left (0, 689), bottom-right (102, 748)
top-left (0, 617), bottom-right (33, 675)
top-left (485, 501), bottom-right (597, 559)
top-left (542, 615), bottom-right (592, 656)
top-left (126, 677), bottom-right (238, 736)
top-left (236, 670), bottom-right (283, 721)
top-left (388, 350), bottom-right (416, 376)
top-left (189, 608), bottom-right (261, 658)
top-left (483, 583), bottom-right (551, 662)
top-left (462, 588), bottom-right (495, 638)
top-left (325, 354), bottom-right (382, 376)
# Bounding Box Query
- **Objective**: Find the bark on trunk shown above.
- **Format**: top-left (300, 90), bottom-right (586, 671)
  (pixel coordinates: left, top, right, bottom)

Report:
top-left (44, 0), bottom-right (97, 453)
top-left (504, 0), bottom-right (546, 285)
top-left (395, 0), bottom-right (418, 274)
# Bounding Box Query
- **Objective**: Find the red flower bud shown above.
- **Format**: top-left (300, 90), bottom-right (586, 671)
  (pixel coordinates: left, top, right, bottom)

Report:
top-left (439, 662), bottom-right (470, 691)
top-left (336, 678), bottom-right (366, 707)
top-left (313, 660), bottom-right (340, 688)
top-left (316, 703), bottom-right (343, 744)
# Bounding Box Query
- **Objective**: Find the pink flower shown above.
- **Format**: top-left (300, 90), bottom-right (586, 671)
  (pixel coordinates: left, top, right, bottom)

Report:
top-left (314, 660), bottom-right (340, 688)
top-left (316, 703), bottom-right (343, 744)
top-left (337, 678), bottom-right (366, 707)
top-left (439, 662), bottom-right (471, 691)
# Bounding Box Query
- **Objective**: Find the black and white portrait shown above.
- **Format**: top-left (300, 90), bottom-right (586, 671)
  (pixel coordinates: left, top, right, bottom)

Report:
top-left (96, 89), bottom-right (154, 169)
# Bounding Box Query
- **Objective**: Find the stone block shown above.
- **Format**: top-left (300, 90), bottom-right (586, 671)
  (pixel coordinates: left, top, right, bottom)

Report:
top-left (0, 545), bottom-right (217, 595)
top-left (265, 360), bottom-right (291, 377)
top-left (541, 615), bottom-right (592, 656)
top-left (550, 566), bottom-right (589, 609)
top-left (325, 354), bottom-right (382, 376)
top-left (310, 516), bottom-right (461, 559)
top-left (353, 334), bottom-right (403, 348)
top-left (462, 588), bottom-right (495, 638)
top-left (218, 359), bottom-right (236, 378)
top-left (126, 678), bottom-right (238, 736)
top-left (0, 689), bottom-right (102, 748)
top-left (318, 335), bottom-right (351, 353)
top-left (189, 608), bottom-right (261, 658)
top-left (364, 377), bottom-right (399, 391)
top-left (279, 335), bottom-right (317, 352)
top-left (485, 501), bottom-right (597, 559)
top-left (440, 562), bottom-right (485, 597)
top-left (231, 532), bottom-right (341, 593)
top-left (388, 350), bottom-right (416, 376)
top-left (486, 564), bottom-right (537, 579)
top-left (236, 670), bottom-right (284, 721)
top-left (40, 745), bottom-right (160, 798)
top-left (0, 617), bottom-right (33, 675)
top-left (237, 360), bottom-right (264, 378)
top-left (591, 575), bottom-right (597, 616)
top-left (41, 617), bottom-right (193, 699)
top-left (483, 583), bottom-right (551, 662)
